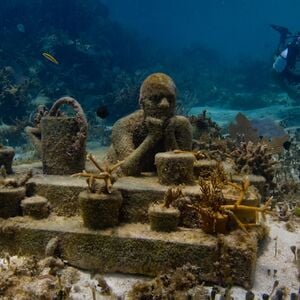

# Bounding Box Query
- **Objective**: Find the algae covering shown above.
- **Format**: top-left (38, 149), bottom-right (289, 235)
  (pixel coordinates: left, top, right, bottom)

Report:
top-left (155, 152), bottom-right (196, 185)
top-left (0, 187), bottom-right (25, 218)
top-left (0, 217), bottom-right (262, 288)
top-left (41, 97), bottom-right (88, 175)
top-left (79, 190), bottom-right (123, 229)
top-left (148, 204), bottom-right (180, 232)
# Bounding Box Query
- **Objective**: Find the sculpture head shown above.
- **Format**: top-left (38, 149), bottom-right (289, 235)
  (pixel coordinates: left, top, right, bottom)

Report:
top-left (139, 73), bottom-right (176, 120)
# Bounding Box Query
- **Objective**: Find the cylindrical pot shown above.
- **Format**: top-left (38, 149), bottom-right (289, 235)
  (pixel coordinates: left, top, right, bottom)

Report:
top-left (21, 196), bottom-right (50, 219)
top-left (0, 187), bottom-right (25, 218)
top-left (155, 152), bottom-right (195, 185)
top-left (79, 190), bottom-right (123, 230)
top-left (0, 146), bottom-right (15, 174)
top-left (148, 203), bottom-right (180, 232)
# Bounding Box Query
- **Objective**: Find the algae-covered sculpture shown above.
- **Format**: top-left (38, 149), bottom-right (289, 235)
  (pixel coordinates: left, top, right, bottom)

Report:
top-left (41, 96), bottom-right (88, 175)
top-left (72, 154), bottom-right (123, 229)
top-left (148, 186), bottom-right (183, 232)
top-left (107, 72), bottom-right (193, 175)
top-left (155, 151), bottom-right (196, 185)
top-left (25, 105), bottom-right (49, 158)
top-left (0, 145), bottom-right (15, 174)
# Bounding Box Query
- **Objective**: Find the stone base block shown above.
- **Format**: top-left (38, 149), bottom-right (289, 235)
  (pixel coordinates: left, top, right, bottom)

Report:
top-left (155, 152), bottom-right (195, 185)
top-left (79, 190), bottom-right (123, 229)
top-left (26, 175), bottom-right (86, 217)
top-left (0, 216), bottom-right (262, 288)
top-left (194, 159), bottom-right (218, 179)
top-left (0, 187), bottom-right (25, 218)
top-left (21, 196), bottom-right (50, 219)
top-left (148, 204), bottom-right (180, 232)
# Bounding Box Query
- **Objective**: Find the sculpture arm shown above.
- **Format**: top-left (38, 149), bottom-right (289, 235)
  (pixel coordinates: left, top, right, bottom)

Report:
top-left (165, 116), bottom-right (193, 151)
top-left (121, 117), bottom-right (163, 176)
top-left (25, 126), bottom-right (42, 156)
top-left (110, 111), bottom-right (146, 161)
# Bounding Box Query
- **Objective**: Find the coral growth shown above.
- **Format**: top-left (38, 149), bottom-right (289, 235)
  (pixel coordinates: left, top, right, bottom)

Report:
top-left (231, 141), bottom-right (277, 185)
top-left (0, 255), bottom-right (79, 299)
top-left (187, 173), bottom-right (272, 234)
top-left (72, 153), bottom-right (123, 194)
top-left (189, 109), bottom-right (221, 140)
top-left (163, 186), bottom-right (184, 208)
top-left (127, 263), bottom-right (208, 299)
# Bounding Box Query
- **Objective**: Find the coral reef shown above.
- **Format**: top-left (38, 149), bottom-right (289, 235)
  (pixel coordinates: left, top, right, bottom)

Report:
top-left (0, 67), bottom-right (34, 123)
top-left (185, 170), bottom-right (272, 234)
top-left (231, 141), bottom-right (277, 187)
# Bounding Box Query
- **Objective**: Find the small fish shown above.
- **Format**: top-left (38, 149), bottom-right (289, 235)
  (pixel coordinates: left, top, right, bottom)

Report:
top-left (282, 140), bottom-right (291, 151)
top-left (17, 23), bottom-right (25, 33)
top-left (42, 52), bottom-right (59, 64)
top-left (96, 105), bottom-right (109, 119)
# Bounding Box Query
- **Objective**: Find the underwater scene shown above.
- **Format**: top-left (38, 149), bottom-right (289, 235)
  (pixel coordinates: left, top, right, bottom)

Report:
top-left (0, 0), bottom-right (300, 299)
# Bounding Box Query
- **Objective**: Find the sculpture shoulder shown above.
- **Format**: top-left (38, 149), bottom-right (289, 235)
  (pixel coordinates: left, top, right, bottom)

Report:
top-left (168, 115), bottom-right (192, 128)
top-left (112, 110), bottom-right (144, 131)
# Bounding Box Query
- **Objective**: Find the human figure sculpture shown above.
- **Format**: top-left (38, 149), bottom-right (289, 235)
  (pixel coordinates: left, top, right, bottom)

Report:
top-left (25, 105), bottom-right (49, 157)
top-left (107, 73), bottom-right (193, 176)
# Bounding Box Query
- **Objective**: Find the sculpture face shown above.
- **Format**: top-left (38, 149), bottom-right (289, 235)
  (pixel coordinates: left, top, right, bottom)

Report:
top-left (142, 90), bottom-right (176, 120)
top-left (139, 73), bottom-right (176, 120)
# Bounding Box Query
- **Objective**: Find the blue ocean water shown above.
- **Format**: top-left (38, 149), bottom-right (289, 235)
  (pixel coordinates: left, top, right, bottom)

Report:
top-left (0, 0), bottom-right (300, 145)
top-left (102, 0), bottom-right (300, 60)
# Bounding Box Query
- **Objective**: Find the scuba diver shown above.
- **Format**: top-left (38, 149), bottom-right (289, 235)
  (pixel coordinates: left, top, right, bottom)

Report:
top-left (271, 24), bottom-right (300, 85)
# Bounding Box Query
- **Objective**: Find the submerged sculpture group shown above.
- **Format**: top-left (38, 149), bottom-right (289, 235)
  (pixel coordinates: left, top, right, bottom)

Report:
top-left (0, 72), bottom-right (268, 289)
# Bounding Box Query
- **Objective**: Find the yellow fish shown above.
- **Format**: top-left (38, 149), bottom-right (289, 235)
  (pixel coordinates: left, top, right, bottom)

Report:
top-left (42, 52), bottom-right (59, 64)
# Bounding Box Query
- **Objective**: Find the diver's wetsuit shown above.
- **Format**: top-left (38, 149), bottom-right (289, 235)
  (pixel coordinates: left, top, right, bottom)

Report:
top-left (272, 25), bottom-right (300, 85)
top-left (282, 42), bottom-right (300, 83)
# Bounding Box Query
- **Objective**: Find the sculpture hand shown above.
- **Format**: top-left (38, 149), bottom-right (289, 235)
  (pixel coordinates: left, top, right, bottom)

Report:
top-left (145, 117), bottom-right (164, 140)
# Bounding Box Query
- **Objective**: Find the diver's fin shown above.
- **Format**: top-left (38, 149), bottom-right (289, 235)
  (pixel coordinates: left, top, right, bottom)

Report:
top-left (270, 24), bottom-right (291, 35)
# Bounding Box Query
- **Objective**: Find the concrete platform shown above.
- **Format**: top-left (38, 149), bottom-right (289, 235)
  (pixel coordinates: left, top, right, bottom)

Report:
top-left (0, 215), bottom-right (261, 288)
top-left (26, 175), bottom-right (259, 223)
top-left (2, 162), bottom-right (264, 288)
